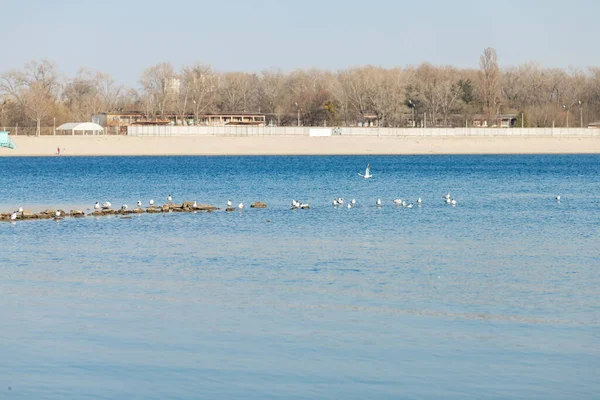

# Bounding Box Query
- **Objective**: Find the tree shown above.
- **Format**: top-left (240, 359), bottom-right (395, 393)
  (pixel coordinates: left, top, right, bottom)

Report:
top-left (140, 62), bottom-right (177, 118)
top-left (181, 63), bottom-right (218, 124)
top-left (0, 60), bottom-right (60, 135)
top-left (479, 47), bottom-right (501, 125)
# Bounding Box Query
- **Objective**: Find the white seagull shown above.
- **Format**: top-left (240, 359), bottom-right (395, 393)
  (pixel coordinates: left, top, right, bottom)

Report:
top-left (338, 198), bottom-right (345, 205)
top-left (300, 202), bottom-right (310, 209)
top-left (351, 199), bottom-right (356, 205)
top-left (393, 199), bottom-right (402, 205)
top-left (94, 202), bottom-right (100, 210)
top-left (555, 195), bottom-right (561, 201)
top-left (417, 197), bottom-right (422, 205)
top-left (227, 199), bottom-right (232, 207)
top-left (55, 210), bottom-right (61, 217)
top-left (167, 194), bottom-right (172, 203)
top-left (10, 212), bottom-right (17, 221)
top-left (149, 199), bottom-right (155, 206)
top-left (121, 204), bottom-right (128, 211)
top-left (347, 203), bottom-right (352, 208)
top-left (238, 202), bottom-right (244, 210)
top-left (137, 200), bottom-right (142, 207)
top-left (333, 199), bottom-right (338, 206)
top-left (376, 198), bottom-right (382, 206)
top-left (18, 207), bottom-right (23, 213)
top-left (358, 163), bottom-right (373, 179)
top-left (102, 201), bottom-right (111, 209)
top-left (451, 199), bottom-right (457, 206)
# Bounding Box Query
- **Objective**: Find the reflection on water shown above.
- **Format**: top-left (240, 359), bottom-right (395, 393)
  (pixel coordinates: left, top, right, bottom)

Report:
top-left (1, 155), bottom-right (599, 399)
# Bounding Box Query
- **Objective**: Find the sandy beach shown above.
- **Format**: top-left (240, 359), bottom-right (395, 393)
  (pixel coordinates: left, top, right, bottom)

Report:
top-left (2, 135), bottom-right (600, 156)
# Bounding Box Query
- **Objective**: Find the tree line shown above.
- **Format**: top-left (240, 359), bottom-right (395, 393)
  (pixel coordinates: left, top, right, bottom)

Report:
top-left (1, 48), bottom-right (599, 135)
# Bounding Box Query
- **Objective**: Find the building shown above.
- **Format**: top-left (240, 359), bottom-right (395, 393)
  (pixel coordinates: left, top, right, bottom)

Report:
top-left (588, 121), bottom-right (600, 129)
top-left (92, 111), bottom-right (266, 134)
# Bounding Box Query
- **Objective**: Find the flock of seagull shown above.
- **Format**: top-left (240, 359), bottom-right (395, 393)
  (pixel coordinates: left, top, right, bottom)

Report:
top-left (7, 165), bottom-right (565, 221)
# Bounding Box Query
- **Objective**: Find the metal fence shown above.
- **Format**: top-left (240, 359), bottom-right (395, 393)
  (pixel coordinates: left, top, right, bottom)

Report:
top-left (4, 126), bottom-right (600, 137)
top-left (127, 125), bottom-right (600, 137)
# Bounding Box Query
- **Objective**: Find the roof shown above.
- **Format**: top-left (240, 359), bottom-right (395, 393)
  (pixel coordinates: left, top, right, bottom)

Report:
top-left (56, 122), bottom-right (104, 131)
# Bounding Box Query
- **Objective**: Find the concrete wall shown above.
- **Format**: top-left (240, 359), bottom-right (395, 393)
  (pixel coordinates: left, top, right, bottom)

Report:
top-left (127, 125), bottom-right (600, 137)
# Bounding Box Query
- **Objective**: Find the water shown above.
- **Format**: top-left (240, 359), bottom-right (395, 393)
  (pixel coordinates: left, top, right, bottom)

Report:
top-left (1, 155), bottom-right (599, 399)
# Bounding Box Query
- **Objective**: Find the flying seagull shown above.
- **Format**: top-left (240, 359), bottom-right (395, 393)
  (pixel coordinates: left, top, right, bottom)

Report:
top-left (358, 163), bottom-right (373, 179)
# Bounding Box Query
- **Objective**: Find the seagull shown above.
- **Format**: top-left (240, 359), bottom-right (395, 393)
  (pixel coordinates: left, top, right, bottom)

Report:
top-left (94, 202), bottom-right (100, 210)
top-left (358, 163), bottom-right (373, 179)
top-left (136, 200), bottom-right (142, 207)
top-left (238, 202), bottom-right (244, 209)
top-left (18, 207), bottom-right (23, 213)
top-left (149, 199), bottom-right (155, 206)
top-left (407, 204), bottom-right (413, 209)
top-left (393, 199), bottom-right (402, 205)
top-left (10, 212), bottom-right (17, 220)
top-left (351, 199), bottom-right (356, 205)
top-left (376, 198), bottom-right (382, 207)
top-left (167, 194), bottom-right (172, 203)
top-left (121, 204), bottom-right (128, 211)
top-left (402, 201), bottom-right (407, 207)
top-left (300, 202), bottom-right (310, 209)
top-left (333, 199), bottom-right (338, 206)
top-left (555, 195), bottom-right (561, 201)
top-left (227, 199), bottom-right (232, 207)
top-left (445, 197), bottom-right (452, 204)
top-left (417, 197), bottom-right (422, 205)
top-left (338, 198), bottom-right (345, 205)
top-left (102, 201), bottom-right (111, 209)
top-left (193, 201), bottom-right (197, 208)
top-left (451, 199), bottom-right (457, 206)
top-left (55, 210), bottom-right (61, 217)
top-left (292, 199), bottom-right (299, 208)
top-left (347, 203), bottom-right (352, 208)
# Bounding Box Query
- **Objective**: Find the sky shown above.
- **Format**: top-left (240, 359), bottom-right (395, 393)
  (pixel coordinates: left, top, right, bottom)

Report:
top-left (1, 0), bottom-right (598, 86)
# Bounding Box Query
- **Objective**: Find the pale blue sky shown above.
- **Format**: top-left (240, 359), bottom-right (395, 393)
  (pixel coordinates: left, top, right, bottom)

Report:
top-left (1, 0), bottom-right (598, 85)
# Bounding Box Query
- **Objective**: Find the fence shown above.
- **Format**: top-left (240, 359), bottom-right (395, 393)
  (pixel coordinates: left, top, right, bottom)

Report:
top-left (127, 125), bottom-right (600, 137)
top-left (4, 125), bottom-right (600, 137)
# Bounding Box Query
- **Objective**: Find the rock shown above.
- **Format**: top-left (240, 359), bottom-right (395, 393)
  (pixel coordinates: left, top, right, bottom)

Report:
top-left (251, 202), bottom-right (268, 208)
top-left (37, 213), bottom-right (54, 220)
top-left (182, 201), bottom-right (196, 209)
top-left (91, 211), bottom-right (104, 216)
top-left (70, 210), bottom-right (85, 217)
top-left (21, 210), bottom-right (36, 219)
top-left (161, 205), bottom-right (170, 212)
top-left (195, 204), bottom-right (219, 211)
top-left (131, 208), bottom-right (144, 214)
top-left (225, 207), bottom-right (235, 212)
top-left (146, 207), bottom-right (162, 213)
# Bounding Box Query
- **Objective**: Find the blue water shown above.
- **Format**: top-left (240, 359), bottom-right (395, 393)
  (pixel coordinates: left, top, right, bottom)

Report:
top-left (1, 155), bottom-right (599, 399)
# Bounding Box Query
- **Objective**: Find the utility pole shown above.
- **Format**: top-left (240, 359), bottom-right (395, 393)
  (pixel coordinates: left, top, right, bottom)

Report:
top-left (579, 100), bottom-right (583, 127)
top-left (424, 112), bottom-right (427, 129)
top-left (521, 113), bottom-right (524, 128)
top-left (53, 117), bottom-right (56, 136)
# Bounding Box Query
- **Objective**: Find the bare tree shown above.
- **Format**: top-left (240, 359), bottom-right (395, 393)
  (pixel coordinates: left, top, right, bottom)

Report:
top-left (218, 72), bottom-right (258, 113)
top-left (0, 59), bottom-right (60, 135)
top-left (140, 62), bottom-right (177, 118)
top-left (479, 47), bottom-right (502, 125)
top-left (181, 63), bottom-right (218, 124)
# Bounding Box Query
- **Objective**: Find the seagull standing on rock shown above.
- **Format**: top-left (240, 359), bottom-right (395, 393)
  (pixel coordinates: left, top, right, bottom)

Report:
top-left (137, 200), bottom-right (142, 208)
top-left (10, 212), bottom-right (17, 221)
top-left (94, 202), bottom-right (100, 210)
top-left (167, 194), bottom-right (172, 203)
top-left (227, 199), bottom-right (232, 207)
top-left (149, 199), bottom-right (155, 206)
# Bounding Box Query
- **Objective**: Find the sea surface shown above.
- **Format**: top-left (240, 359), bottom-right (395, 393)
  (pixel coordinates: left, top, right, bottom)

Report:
top-left (0, 155), bottom-right (599, 400)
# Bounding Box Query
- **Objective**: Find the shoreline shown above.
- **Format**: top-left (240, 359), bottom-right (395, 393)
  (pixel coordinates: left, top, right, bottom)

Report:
top-left (2, 136), bottom-right (600, 156)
